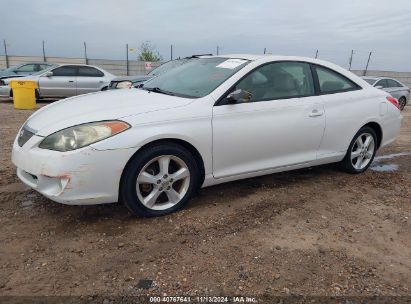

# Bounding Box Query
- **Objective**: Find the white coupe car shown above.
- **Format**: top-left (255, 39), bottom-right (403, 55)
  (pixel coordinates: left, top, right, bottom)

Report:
top-left (12, 54), bottom-right (402, 217)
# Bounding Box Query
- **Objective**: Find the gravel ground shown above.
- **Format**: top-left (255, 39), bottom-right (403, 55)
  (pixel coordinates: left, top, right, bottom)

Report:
top-left (0, 100), bottom-right (410, 300)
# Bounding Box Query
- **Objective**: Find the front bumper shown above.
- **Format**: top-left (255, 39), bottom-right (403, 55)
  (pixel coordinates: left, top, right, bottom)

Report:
top-left (12, 134), bottom-right (139, 205)
top-left (0, 85), bottom-right (10, 98)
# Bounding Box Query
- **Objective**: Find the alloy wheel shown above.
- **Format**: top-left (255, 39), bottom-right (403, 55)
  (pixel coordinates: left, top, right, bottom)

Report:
top-left (350, 133), bottom-right (375, 170)
top-left (136, 155), bottom-right (190, 210)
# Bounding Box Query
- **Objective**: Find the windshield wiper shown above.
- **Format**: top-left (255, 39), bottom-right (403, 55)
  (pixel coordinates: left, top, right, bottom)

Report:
top-left (143, 87), bottom-right (175, 96)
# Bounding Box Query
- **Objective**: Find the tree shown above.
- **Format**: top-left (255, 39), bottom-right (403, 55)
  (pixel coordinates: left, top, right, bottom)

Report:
top-left (137, 41), bottom-right (162, 62)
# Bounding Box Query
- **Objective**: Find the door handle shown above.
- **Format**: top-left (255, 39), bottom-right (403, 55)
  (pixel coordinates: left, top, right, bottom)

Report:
top-left (309, 109), bottom-right (324, 117)
top-left (68, 80), bottom-right (74, 83)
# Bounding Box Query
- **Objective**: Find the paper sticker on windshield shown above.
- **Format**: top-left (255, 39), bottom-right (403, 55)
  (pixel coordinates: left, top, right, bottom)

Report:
top-left (216, 59), bottom-right (247, 69)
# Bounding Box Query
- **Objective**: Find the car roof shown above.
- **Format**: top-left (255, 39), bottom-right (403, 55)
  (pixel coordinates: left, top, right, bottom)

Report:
top-left (55, 64), bottom-right (97, 67)
top-left (51, 64), bottom-right (107, 70)
top-left (210, 54), bottom-right (267, 61)
top-left (19, 62), bottom-right (54, 65)
top-left (362, 76), bottom-right (381, 80)
top-left (203, 54), bottom-right (346, 65)
top-left (362, 76), bottom-right (404, 82)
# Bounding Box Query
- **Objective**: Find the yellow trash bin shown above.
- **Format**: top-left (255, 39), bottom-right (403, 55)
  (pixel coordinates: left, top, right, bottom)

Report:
top-left (10, 80), bottom-right (37, 110)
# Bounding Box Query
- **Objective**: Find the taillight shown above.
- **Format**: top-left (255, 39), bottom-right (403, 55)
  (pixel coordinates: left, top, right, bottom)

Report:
top-left (386, 96), bottom-right (400, 109)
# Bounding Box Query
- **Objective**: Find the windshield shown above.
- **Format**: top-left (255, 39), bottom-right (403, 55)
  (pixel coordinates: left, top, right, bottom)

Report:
top-left (143, 57), bottom-right (249, 98)
top-left (32, 65), bottom-right (56, 75)
top-left (363, 78), bottom-right (377, 85)
top-left (148, 59), bottom-right (191, 77)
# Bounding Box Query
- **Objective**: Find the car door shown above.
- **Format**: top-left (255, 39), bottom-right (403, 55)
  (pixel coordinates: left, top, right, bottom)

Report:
top-left (212, 61), bottom-right (325, 179)
top-left (76, 66), bottom-right (106, 95)
top-left (314, 65), bottom-right (365, 156)
top-left (38, 65), bottom-right (77, 97)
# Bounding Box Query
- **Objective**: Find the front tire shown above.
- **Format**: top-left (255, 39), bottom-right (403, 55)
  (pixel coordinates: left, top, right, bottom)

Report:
top-left (35, 89), bottom-right (40, 101)
top-left (339, 127), bottom-right (377, 174)
top-left (120, 143), bottom-right (200, 217)
top-left (399, 97), bottom-right (406, 111)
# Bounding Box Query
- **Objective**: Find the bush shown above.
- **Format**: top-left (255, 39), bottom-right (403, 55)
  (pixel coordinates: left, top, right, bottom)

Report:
top-left (138, 41), bottom-right (163, 62)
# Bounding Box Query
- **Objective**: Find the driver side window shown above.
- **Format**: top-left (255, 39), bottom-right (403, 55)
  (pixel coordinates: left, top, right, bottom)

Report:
top-left (233, 61), bottom-right (315, 102)
top-left (375, 79), bottom-right (388, 88)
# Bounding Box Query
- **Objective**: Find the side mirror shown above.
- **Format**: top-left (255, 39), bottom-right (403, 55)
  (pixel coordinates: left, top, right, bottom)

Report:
top-left (226, 89), bottom-right (252, 104)
top-left (44, 71), bottom-right (53, 77)
top-left (375, 85), bottom-right (383, 89)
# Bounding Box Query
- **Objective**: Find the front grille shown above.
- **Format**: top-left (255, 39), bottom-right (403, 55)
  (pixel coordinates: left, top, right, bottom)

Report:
top-left (18, 125), bottom-right (36, 147)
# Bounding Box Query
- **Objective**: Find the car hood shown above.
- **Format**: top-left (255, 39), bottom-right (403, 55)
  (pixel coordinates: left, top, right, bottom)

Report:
top-left (26, 89), bottom-right (193, 136)
top-left (112, 75), bottom-right (152, 83)
top-left (0, 74), bottom-right (24, 80)
top-left (2, 75), bottom-right (40, 83)
top-left (0, 71), bottom-right (13, 78)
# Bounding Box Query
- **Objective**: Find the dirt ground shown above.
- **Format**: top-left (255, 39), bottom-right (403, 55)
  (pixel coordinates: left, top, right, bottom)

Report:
top-left (0, 100), bottom-right (410, 300)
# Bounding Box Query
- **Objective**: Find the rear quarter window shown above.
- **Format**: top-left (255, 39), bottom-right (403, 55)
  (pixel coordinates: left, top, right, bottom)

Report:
top-left (315, 65), bottom-right (360, 94)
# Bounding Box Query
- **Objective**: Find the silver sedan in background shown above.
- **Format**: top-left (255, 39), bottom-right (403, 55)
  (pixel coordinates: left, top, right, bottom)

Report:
top-left (362, 76), bottom-right (410, 110)
top-left (0, 62), bottom-right (56, 79)
top-left (0, 64), bottom-right (115, 99)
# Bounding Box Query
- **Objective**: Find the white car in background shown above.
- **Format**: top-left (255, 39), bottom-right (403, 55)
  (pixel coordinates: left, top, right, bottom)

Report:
top-left (12, 55), bottom-right (402, 217)
top-left (362, 76), bottom-right (410, 110)
top-left (0, 64), bottom-right (115, 99)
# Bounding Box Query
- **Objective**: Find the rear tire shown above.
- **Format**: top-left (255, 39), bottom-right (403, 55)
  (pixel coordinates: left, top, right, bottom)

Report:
top-left (339, 127), bottom-right (377, 174)
top-left (120, 143), bottom-right (200, 217)
top-left (399, 97), bottom-right (406, 111)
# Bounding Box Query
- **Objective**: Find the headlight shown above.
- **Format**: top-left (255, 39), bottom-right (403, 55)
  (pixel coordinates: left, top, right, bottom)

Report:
top-left (39, 120), bottom-right (130, 152)
top-left (116, 81), bottom-right (132, 89)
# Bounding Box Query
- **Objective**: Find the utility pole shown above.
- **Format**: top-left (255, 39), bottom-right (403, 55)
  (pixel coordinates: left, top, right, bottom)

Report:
top-left (364, 51), bottom-right (372, 76)
top-left (216, 45), bottom-right (219, 56)
top-left (126, 43), bottom-right (129, 76)
top-left (3, 39), bottom-right (9, 68)
top-left (170, 44), bottom-right (173, 60)
top-left (42, 40), bottom-right (46, 62)
top-left (315, 49), bottom-right (318, 59)
top-left (348, 49), bottom-right (354, 71)
top-left (83, 42), bottom-right (88, 65)
top-left (263, 48), bottom-right (266, 54)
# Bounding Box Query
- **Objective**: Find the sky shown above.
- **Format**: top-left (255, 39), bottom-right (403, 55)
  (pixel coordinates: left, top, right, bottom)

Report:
top-left (1, 0), bottom-right (410, 71)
